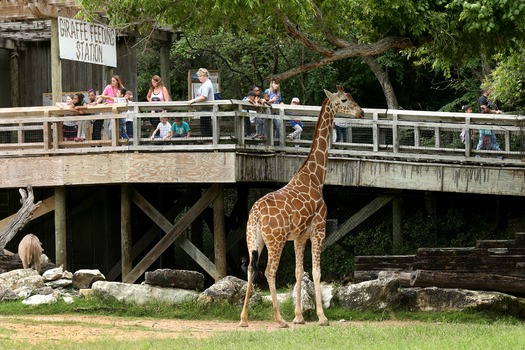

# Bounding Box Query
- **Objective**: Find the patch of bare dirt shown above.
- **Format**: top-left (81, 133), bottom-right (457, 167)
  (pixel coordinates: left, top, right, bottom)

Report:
top-left (0, 314), bottom-right (418, 344)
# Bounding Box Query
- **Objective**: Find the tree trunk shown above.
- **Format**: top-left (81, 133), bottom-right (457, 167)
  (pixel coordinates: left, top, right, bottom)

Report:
top-left (410, 269), bottom-right (525, 295)
top-left (0, 186), bottom-right (41, 254)
top-left (363, 56), bottom-right (399, 109)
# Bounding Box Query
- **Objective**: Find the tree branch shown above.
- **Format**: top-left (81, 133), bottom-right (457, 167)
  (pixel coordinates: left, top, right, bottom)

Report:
top-left (282, 16), bottom-right (333, 57)
top-left (266, 36), bottom-right (413, 82)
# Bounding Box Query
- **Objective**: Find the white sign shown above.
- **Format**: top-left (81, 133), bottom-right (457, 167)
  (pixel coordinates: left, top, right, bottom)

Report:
top-left (58, 17), bottom-right (117, 67)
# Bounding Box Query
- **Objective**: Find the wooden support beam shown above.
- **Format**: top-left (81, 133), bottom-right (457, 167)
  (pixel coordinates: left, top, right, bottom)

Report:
top-left (213, 184), bottom-right (226, 280)
top-left (121, 184), bottom-right (132, 280)
top-left (54, 186), bottom-right (66, 267)
top-left (123, 185), bottom-right (219, 284)
top-left (392, 196), bottom-right (403, 254)
top-left (130, 188), bottom-right (218, 279)
top-left (50, 18), bottom-right (62, 105)
top-left (0, 195), bottom-right (54, 232)
top-left (322, 190), bottom-right (399, 251)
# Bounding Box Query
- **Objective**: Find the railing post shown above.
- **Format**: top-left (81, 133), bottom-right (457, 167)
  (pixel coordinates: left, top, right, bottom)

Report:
top-left (372, 112), bottom-right (379, 152)
top-left (392, 113), bottom-right (399, 154)
top-left (464, 116), bottom-right (472, 157)
top-left (212, 104), bottom-right (219, 145)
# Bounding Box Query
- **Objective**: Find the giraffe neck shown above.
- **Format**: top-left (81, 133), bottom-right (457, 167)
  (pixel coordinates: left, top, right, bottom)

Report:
top-left (293, 98), bottom-right (334, 187)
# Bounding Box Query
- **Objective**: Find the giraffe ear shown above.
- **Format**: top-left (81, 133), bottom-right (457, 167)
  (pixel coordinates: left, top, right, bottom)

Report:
top-left (324, 89), bottom-right (334, 99)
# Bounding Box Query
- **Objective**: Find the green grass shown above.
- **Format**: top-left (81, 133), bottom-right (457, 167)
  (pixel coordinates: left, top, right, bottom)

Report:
top-left (0, 295), bottom-right (524, 349)
top-left (0, 294), bottom-right (522, 325)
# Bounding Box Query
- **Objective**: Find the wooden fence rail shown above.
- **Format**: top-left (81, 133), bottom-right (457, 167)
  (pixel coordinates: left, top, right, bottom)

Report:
top-left (0, 101), bottom-right (524, 165)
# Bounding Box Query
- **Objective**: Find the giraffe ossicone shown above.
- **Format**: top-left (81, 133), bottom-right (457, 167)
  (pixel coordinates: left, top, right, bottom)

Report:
top-left (239, 86), bottom-right (363, 328)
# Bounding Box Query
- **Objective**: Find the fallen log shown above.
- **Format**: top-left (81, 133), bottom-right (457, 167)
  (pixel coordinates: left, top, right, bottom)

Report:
top-left (410, 269), bottom-right (525, 295)
top-left (377, 270), bottom-right (412, 287)
top-left (0, 186), bottom-right (41, 253)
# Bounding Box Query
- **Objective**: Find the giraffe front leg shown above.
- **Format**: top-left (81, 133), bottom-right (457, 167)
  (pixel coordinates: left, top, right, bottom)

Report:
top-left (293, 239), bottom-right (306, 325)
top-left (312, 239), bottom-right (329, 326)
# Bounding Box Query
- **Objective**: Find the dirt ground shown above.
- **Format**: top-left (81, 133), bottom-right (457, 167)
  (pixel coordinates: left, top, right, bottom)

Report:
top-left (0, 314), bottom-right (415, 344)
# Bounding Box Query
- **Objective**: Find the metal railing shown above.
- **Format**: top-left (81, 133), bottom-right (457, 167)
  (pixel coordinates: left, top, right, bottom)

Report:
top-left (0, 100), bottom-right (524, 165)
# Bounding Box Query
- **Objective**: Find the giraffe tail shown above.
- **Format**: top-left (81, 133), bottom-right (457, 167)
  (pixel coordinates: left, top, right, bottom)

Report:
top-left (250, 250), bottom-right (260, 282)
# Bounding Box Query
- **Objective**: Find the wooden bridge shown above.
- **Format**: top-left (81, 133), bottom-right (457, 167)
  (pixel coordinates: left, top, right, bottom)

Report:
top-left (0, 100), bottom-right (524, 283)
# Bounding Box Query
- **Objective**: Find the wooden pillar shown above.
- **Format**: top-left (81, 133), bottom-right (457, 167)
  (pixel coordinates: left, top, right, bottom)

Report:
top-left (8, 49), bottom-right (19, 107)
top-left (392, 196), bottom-right (403, 254)
top-left (54, 187), bottom-right (67, 267)
top-left (159, 33), bottom-right (172, 95)
top-left (50, 18), bottom-right (62, 104)
top-left (121, 184), bottom-right (132, 281)
top-left (213, 184), bottom-right (226, 280)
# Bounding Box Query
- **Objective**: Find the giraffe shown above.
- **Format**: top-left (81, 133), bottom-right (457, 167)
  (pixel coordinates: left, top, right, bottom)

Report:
top-left (239, 86), bottom-right (364, 328)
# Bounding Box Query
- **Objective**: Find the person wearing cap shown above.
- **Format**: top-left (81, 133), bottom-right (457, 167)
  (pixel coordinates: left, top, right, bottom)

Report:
top-left (188, 68), bottom-right (215, 136)
top-left (287, 97), bottom-right (303, 141)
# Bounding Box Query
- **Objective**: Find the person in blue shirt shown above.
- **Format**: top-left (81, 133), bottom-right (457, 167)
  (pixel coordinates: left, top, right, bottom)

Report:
top-left (166, 117), bottom-right (191, 139)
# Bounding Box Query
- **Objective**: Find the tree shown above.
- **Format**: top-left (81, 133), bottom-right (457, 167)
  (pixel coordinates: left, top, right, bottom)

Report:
top-left (79, 0), bottom-right (525, 110)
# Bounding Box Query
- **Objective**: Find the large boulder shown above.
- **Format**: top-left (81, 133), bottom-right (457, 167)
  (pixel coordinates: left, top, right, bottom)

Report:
top-left (91, 281), bottom-right (198, 305)
top-left (335, 278), bottom-right (401, 311)
top-left (400, 287), bottom-right (525, 317)
top-left (292, 273), bottom-right (335, 312)
top-left (72, 269), bottom-right (105, 289)
top-left (145, 269), bottom-right (205, 290)
top-left (0, 269), bottom-right (43, 290)
top-left (197, 276), bottom-right (248, 305)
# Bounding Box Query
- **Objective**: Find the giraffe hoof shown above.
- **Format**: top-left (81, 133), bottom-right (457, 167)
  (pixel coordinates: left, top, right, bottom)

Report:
top-left (278, 322), bottom-right (289, 328)
top-left (318, 319), bottom-right (330, 326)
top-left (293, 318), bottom-right (306, 325)
top-left (238, 321), bottom-right (249, 328)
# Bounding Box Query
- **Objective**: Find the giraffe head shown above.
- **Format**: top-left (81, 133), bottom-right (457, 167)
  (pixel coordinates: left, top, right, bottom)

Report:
top-left (323, 85), bottom-right (364, 119)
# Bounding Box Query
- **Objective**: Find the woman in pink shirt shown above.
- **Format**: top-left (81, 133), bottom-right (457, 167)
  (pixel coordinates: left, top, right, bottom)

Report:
top-left (97, 75), bottom-right (125, 104)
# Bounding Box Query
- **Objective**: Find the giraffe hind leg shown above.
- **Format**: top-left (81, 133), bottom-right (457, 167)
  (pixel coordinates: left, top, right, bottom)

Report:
top-left (239, 249), bottom-right (259, 327)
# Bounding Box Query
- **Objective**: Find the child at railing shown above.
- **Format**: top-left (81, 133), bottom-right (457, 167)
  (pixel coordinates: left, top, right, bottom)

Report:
top-left (165, 117), bottom-right (191, 140)
top-left (150, 116), bottom-right (171, 140)
top-left (113, 88), bottom-right (129, 140)
top-left (287, 97), bottom-right (303, 141)
top-left (459, 105), bottom-right (474, 149)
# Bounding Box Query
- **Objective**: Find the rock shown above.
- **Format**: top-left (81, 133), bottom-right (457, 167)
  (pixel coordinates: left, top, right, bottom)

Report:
top-left (292, 273), bottom-right (316, 312)
top-left (72, 269), bottom-right (105, 289)
top-left (292, 273), bottom-right (335, 312)
top-left (197, 276), bottom-right (248, 305)
top-left (145, 269), bottom-right (205, 290)
top-left (22, 294), bottom-right (57, 305)
top-left (14, 286), bottom-right (32, 299)
top-left (62, 296), bottom-right (75, 304)
top-left (45, 279), bottom-right (73, 288)
top-left (335, 278), bottom-right (401, 311)
top-left (261, 292), bottom-right (291, 304)
top-left (35, 286), bottom-right (54, 295)
top-left (79, 289), bottom-right (94, 298)
top-left (400, 287), bottom-right (525, 317)
top-left (63, 270), bottom-right (73, 279)
top-left (0, 288), bottom-right (18, 301)
top-left (42, 266), bottom-right (64, 282)
top-left (0, 269), bottom-right (44, 289)
top-left (91, 281), bottom-right (198, 305)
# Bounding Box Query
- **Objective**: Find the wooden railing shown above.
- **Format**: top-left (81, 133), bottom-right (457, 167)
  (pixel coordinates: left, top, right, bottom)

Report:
top-left (1, 100), bottom-right (524, 165)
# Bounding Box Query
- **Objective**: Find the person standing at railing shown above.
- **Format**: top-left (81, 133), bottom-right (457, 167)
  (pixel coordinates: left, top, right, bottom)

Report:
top-left (188, 68), bottom-right (215, 137)
top-left (87, 88), bottom-right (103, 140)
top-left (477, 107), bottom-right (501, 152)
top-left (287, 97), bottom-right (303, 141)
top-left (97, 75), bottom-right (125, 140)
top-left (460, 105), bottom-right (474, 148)
top-left (124, 90), bottom-right (135, 139)
top-left (477, 88), bottom-right (502, 153)
top-left (246, 90), bottom-right (266, 139)
top-left (264, 79), bottom-right (283, 139)
top-left (146, 75), bottom-right (171, 126)
top-left (113, 88), bottom-right (129, 140)
top-left (56, 95), bottom-right (77, 141)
